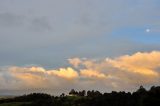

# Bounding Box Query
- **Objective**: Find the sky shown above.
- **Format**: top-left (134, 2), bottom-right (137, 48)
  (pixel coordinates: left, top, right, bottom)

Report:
top-left (0, 0), bottom-right (160, 95)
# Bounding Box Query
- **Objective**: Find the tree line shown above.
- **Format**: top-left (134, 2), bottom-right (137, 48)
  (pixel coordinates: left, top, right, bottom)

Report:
top-left (0, 86), bottom-right (160, 106)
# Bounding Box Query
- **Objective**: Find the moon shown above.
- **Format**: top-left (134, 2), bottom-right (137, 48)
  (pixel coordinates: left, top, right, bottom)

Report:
top-left (146, 29), bottom-right (150, 33)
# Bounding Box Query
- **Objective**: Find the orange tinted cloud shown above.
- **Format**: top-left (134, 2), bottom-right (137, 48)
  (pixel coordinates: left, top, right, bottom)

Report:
top-left (80, 69), bottom-right (107, 79)
top-left (69, 51), bottom-right (160, 89)
top-left (107, 51), bottom-right (160, 76)
top-left (0, 66), bottom-right (78, 90)
top-left (49, 67), bottom-right (79, 79)
top-left (68, 58), bottom-right (82, 68)
top-left (0, 51), bottom-right (160, 93)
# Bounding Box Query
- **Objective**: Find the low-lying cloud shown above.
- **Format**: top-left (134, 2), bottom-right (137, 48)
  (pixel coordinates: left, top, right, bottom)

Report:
top-left (0, 51), bottom-right (160, 95)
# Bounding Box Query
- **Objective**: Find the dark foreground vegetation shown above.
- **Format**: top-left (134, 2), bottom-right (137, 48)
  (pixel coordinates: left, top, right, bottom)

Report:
top-left (0, 86), bottom-right (160, 106)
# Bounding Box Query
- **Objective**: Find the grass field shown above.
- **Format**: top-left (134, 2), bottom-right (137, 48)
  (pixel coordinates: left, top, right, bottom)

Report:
top-left (0, 102), bottom-right (31, 106)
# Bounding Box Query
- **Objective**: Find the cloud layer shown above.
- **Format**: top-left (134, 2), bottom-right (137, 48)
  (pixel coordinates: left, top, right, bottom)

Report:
top-left (0, 51), bottom-right (160, 95)
top-left (0, 0), bottom-right (160, 68)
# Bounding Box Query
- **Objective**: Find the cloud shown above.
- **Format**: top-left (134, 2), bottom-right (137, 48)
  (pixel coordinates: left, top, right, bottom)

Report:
top-left (0, 51), bottom-right (160, 95)
top-left (80, 69), bottom-right (107, 79)
top-left (0, 12), bottom-right (25, 27)
top-left (0, 12), bottom-right (52, 31)
top-left (0, 0), bottom-right (160, 95)
top-left (107, 51), bottom-right (160, 76)
top-left (29, 17), bottom-right (52, 32)
top-left (0, 66), bottom-right (78, 92)
top-left (68, 58), bottom-right (82, 68)
top-left (49, 67), bottom-right (79, 79)
top-left (0, 0), bottom-right (160, 68)
top-left (72, 51), bottom-right (160, 89)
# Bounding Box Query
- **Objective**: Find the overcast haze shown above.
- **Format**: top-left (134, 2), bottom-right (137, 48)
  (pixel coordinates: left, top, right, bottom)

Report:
top-left (0, 0), bottom-right (160, 95)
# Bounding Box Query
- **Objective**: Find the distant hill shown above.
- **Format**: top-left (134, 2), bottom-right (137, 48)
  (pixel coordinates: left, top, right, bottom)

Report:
top-left (0, 96), bottom-right (15, 100)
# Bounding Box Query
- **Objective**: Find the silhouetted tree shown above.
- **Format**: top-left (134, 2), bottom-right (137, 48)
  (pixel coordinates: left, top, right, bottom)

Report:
top-left (78, 90), bottom-right (86, 96)
top-left (69, 89), bottom-right (78, 96)
top-left (0, 86), bottom-right (160, 106)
